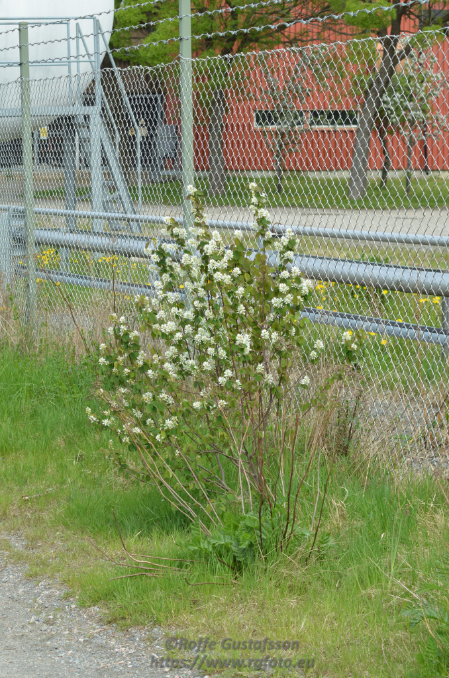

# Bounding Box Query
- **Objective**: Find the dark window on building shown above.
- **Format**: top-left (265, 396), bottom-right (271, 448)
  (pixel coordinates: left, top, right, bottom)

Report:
top-left (309, 110), bottom-right (358, 127)
top-left (254, 109), bottom-right (305, 128)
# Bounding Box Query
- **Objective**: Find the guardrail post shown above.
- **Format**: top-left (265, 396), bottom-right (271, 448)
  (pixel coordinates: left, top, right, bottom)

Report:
top-left (443, 297), bottom-right (449, 358)
top-left (19, 22), bottom-right (37, 336)
top-left (179, 0), bottom-right (194, 238)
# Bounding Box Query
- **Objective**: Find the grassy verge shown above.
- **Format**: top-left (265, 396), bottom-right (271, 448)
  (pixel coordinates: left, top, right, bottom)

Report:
top-left (0, 343), bottom-right (448, 677)
top-left (137, 174), bottom-right (449, 210)
top-left (35, 175), bottom-right (449, 210)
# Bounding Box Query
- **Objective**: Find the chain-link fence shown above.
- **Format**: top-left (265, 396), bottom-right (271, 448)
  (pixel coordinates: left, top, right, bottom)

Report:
top-left (0, 25), bottom-right (448, 465)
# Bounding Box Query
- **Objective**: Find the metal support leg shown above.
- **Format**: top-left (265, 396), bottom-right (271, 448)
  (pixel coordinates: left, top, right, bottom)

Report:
top-left (62, 117), bottom-right (77, 272)
top-left (64, 118), bottom-right (77, 232)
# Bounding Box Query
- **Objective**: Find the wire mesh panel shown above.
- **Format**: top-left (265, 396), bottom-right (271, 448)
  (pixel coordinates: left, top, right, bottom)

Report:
top-left (0, 27), bottom-right (448, 466)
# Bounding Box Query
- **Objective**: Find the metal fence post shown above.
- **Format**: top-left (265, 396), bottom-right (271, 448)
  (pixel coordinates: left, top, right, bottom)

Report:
top-left (91, 18), bottom-right (103, 233)
top-left (179, 0), bottom-right (194, 238)
top-left (19, 22), bottom-right (37, 335)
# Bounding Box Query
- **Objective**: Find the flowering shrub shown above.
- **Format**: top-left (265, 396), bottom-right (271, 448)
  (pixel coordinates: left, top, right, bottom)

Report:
top-left (89, 184), bottom-right (346, 553)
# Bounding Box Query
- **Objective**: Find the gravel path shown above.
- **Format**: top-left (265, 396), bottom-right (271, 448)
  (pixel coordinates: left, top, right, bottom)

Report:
top-left (0, 536), bottom-right (197, 678)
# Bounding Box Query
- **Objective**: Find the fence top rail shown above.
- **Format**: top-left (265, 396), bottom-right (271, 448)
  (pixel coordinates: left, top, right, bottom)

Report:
top-left (2, 204), bottom-right (449, 248)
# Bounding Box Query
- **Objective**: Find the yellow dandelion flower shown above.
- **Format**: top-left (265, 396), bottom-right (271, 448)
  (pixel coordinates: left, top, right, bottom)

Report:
top-left (382, 290), bottom-right (388, 295)
top-left (397, 319), bottom-right (403, 322)
top-left (381, 339), bottom-right (387, 345)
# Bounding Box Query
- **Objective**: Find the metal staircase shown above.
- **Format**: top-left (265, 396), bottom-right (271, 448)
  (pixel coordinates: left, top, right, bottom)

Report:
top-left (76, 114), bottom-right (138, 232)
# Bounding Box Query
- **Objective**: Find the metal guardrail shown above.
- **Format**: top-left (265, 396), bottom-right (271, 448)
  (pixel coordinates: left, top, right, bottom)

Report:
top-left (3, 204), bottom-right (449, 247)
top-left (16, 266), bottom-right (449, 346)
top-left (2, 205), bottom-right (448, 349)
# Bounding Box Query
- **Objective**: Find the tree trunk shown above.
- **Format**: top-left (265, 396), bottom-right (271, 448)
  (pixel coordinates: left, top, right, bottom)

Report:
top-left (208, 88), bottom-right (226, 195)
top-left (378, 122), bottom-right (391, 190)
top-left (406, 131), bottom-right (413, 196)
top-left (275, 133), bottom-right (284, 194)
top-left (348, 36), bottom-right (401, 201)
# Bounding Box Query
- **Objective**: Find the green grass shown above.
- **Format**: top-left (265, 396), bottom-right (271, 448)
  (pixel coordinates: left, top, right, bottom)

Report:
top-left (1, 343), bottom-right (449, 677)
top-left (137, 174), bottom-right (449, 210)
top-left (34, 174), bottom-right (449, 209)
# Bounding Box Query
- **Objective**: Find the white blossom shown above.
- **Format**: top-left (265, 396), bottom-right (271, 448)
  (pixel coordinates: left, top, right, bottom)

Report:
top-left (300, 376), bottom-right (310, 386)
top-left (300, 279), bottom-right (314, 295)
top-left (159, 391), bottom-right (175, 405)
top-left (235, 332), bottom-right (252, 354)
top-left (164, 416), bottom-right (178, 430)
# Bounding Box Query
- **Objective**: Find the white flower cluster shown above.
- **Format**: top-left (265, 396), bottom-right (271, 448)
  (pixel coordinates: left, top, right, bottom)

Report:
top-left (164, 416), bottom-right (178, 430)
top-left (235, 332), bottom-right (252, 354)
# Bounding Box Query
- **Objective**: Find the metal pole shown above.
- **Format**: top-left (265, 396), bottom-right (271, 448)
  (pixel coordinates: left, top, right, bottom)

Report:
top-left (19, 22), bottom-right (37, 335)
top-left (63, 118), bottom-right (77, 232)
top-left (137, 124), bottom-right (142, 214)
top-left (179, 0), bottom-right (194, 237)
top-left (91, 18), bottom-right (103, 233)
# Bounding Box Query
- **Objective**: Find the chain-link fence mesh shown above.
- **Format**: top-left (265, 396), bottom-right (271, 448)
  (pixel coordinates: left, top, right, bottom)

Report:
top-left (0, 27), bottom-right (448, 466)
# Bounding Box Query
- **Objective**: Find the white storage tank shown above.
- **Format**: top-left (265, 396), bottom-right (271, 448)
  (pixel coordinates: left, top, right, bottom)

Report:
top-left (0, 0), bottom-right (115, 140)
